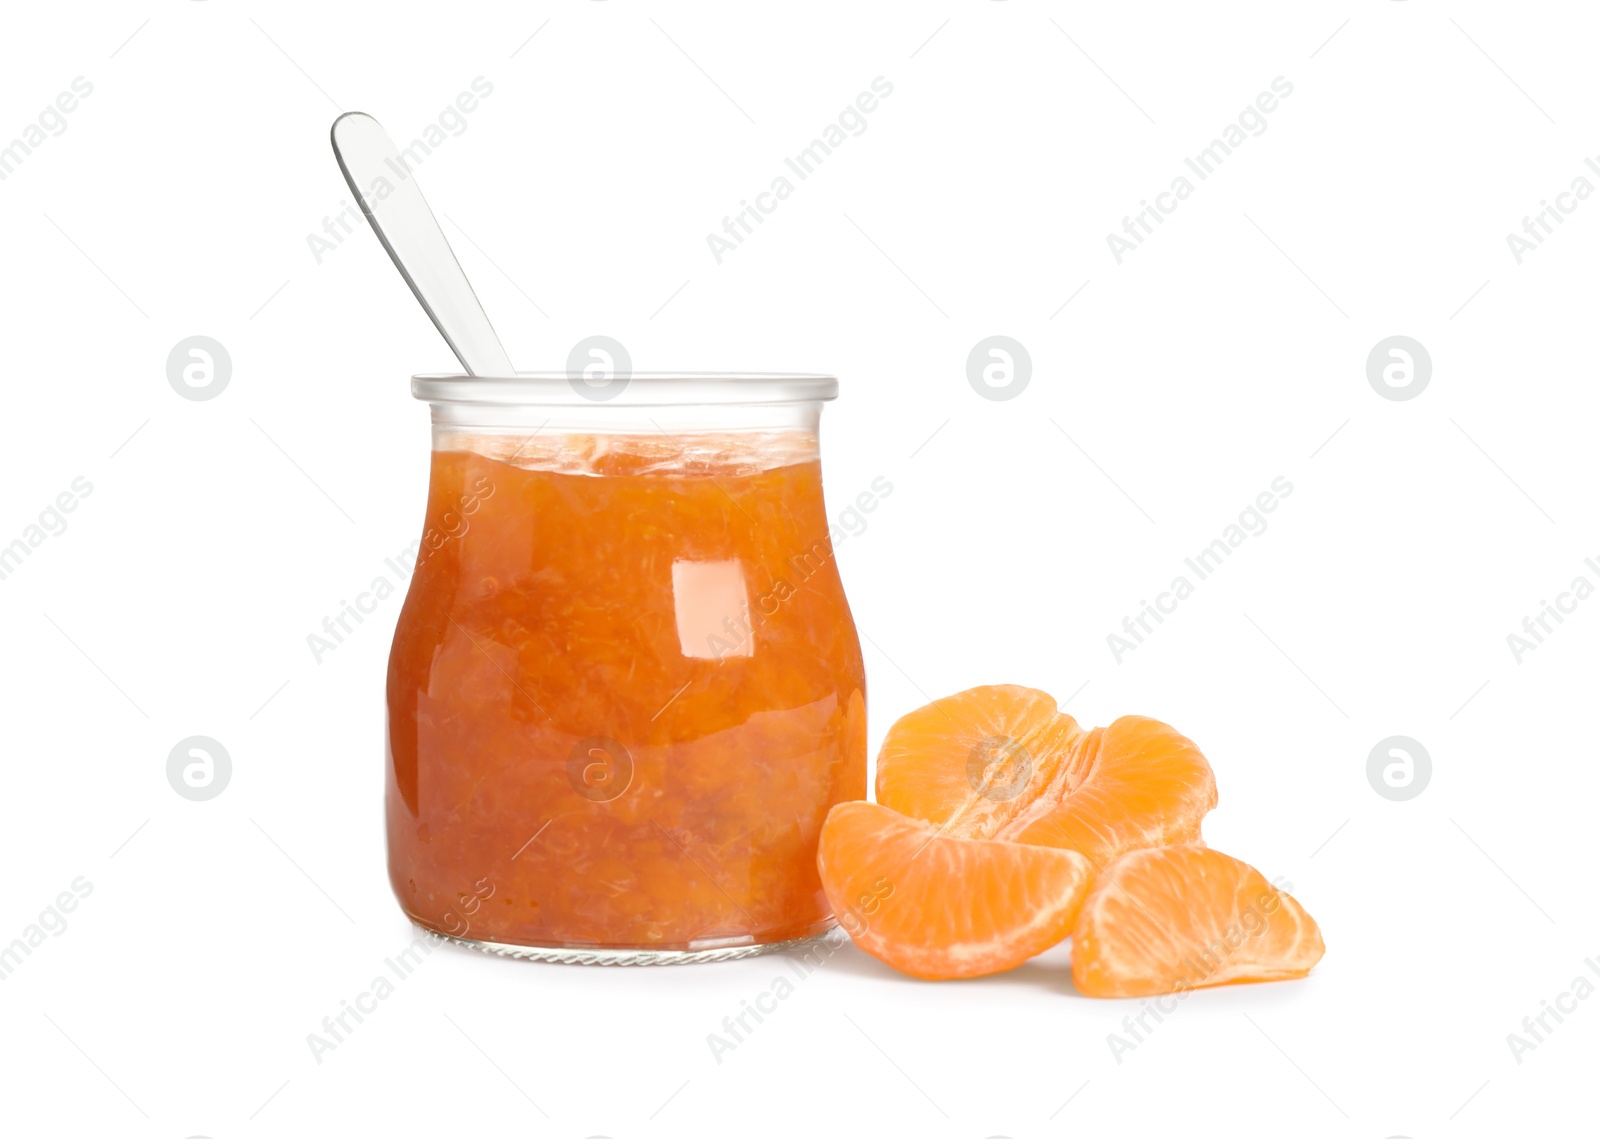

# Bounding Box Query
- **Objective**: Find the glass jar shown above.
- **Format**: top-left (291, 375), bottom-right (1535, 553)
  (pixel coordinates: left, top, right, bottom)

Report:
top-left (386, 372), bottom-right (866, 963)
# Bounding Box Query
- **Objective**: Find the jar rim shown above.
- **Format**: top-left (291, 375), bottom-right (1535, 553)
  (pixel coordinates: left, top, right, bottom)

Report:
top-left (412, 372), bottom-right (838, 407)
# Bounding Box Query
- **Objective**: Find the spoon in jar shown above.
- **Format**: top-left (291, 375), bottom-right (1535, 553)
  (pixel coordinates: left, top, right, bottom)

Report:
top-left (329, 111), bottom-right (514, 376)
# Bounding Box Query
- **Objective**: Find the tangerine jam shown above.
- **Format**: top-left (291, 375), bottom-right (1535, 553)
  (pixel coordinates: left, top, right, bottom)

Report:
top-left (386, 373), bottom-right (864, 961)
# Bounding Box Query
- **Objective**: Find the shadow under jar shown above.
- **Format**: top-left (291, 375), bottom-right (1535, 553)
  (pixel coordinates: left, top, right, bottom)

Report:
top-left (386, 372), bottom-right (866, 963)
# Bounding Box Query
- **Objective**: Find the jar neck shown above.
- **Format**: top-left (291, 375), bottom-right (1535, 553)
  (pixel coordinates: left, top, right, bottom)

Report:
top-left (427, 398), bottom-right (823, 435)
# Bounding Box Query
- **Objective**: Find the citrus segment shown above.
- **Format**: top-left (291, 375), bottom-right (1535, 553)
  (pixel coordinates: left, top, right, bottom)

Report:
top-left (1070, 845), bottom-right (1324, 998)
top-left (873, 684), bottom-right (1080, 836)
top-left (818, 800), bottom-right (1095, 980)
top-left (1005, 716), bottom-right (1217, 863)
top-left (874, 686), bottom-right (1217, 867)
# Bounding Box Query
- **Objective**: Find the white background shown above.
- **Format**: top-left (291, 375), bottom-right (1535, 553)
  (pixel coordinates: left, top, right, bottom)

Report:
top-left (1, 1), bottom-right (1595, 1136)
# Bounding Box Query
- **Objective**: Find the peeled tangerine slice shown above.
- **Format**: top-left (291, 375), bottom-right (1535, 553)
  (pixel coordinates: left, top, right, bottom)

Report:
top-left (818, 801), bottom-right (1095, 980)
top-left (875, 685), bottom-right (1218, 869)
top-left (1071, 845), bottom-right (1324, 998)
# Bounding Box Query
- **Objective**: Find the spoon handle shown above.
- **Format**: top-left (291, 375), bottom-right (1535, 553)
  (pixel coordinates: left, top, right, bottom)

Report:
top-left (330, 112), bottom-right (515, 377)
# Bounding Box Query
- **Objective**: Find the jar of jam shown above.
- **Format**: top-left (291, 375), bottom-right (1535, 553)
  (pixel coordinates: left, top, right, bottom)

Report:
top-left (386, 373), bottom-right (866, 963)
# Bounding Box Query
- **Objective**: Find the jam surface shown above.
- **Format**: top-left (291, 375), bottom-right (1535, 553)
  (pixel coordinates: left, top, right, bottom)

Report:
top-left (386, 435), bottom-right (865, 950)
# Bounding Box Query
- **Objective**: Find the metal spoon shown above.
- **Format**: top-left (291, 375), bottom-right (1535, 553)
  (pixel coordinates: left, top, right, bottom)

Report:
top-left (330, 111), bottom-right (514, 376)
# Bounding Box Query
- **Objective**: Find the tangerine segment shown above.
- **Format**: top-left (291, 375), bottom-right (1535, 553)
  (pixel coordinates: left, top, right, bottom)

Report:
top-left (874, 685), bottom-right (1084, 840)
top-left (1003, 717), bottom-right (1218, 864)
top-left (818, 800), bottom-right (1094, 980)
top-left (874, 686), bottom-right (1217, 867)
top-left (1070, 845), bottom-right (1324, 998)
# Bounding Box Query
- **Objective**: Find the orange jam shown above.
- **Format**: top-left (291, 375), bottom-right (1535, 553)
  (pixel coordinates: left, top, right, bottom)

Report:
top-left (386, 432), bottom-right (865, 952)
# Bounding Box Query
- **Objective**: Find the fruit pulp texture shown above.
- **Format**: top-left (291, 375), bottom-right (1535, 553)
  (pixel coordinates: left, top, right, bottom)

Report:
top-left (386, 438), bottom-right (866, 951)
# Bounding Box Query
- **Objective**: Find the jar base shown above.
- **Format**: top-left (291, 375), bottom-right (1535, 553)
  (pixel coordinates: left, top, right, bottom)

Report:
top-left (420, 922), bottom-right (840, 966)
